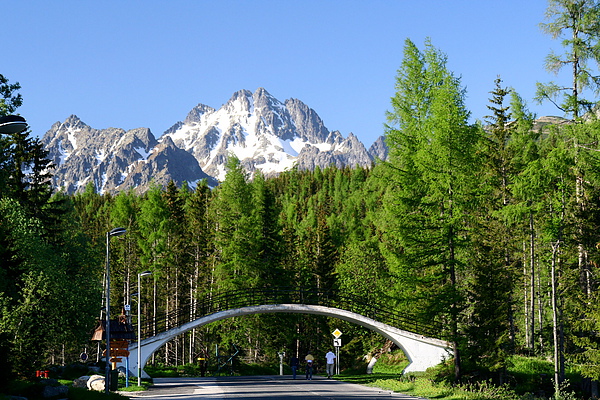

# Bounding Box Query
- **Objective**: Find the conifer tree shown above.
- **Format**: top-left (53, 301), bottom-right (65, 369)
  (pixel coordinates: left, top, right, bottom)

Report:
top-left (138, 185), bottom-right (169, 341)
top-left (381, 38), bottom-right (481, 381)
top-left (536, 0), bottom-right (600, 119)
top-left (182, 180), bottom-right (213, 363)
top-left (110, 190), bottom-right (141, 317)
top-left (464, 79), bottom-right (520, 378)
top-left (252, 171), bottom-right (285, 285)
top-left (210, 155), bottom-right (260, 292)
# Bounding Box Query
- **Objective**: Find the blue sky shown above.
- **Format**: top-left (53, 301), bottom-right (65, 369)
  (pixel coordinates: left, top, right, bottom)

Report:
top-left (4, 1), bottom-right (564, 146)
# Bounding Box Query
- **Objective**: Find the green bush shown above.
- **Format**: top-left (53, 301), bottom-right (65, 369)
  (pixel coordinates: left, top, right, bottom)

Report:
top-left (372, 349), bottom-right (409, 374)
top-left (506, 356), bottom-right (555, 394)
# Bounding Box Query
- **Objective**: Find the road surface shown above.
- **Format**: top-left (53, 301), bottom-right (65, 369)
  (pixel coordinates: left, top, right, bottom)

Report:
top-left (126, 375), bottom-right (427, 399)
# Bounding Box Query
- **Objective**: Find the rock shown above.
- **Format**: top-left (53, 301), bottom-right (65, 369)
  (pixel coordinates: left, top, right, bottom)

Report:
top-left (39, 378), bottom-right (59, 386)
top-left (42, 384), bottom-right (68, 398)
top-left (72, 375), bottom-right (90, 388)
top-left (87, 374), bottom-right (105, 391)
top-left (366, 356), bottom-right (377, 374)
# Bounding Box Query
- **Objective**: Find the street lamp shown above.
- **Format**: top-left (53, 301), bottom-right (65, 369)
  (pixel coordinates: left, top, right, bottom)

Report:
top-left (105, 227), bottom-right (127, 394)
top-left (137, 270), bottom-right (152, 387)
top-left (0, 115), bottom-right (27, 134)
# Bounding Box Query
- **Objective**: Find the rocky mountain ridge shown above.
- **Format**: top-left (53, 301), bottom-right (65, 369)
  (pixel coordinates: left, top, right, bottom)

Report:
top-left (41, 88), bottom-right (387, 194)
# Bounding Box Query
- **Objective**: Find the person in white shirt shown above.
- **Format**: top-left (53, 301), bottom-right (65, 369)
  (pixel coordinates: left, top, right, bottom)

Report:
top-left (325, 350), bottom-right (336, 378)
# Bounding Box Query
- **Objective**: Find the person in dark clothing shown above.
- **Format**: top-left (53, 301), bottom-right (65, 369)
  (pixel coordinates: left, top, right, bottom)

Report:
top-left (290, 356), bottom-right (299, 379)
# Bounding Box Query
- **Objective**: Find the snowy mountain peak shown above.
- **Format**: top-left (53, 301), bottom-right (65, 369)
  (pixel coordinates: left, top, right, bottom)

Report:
top-left (184, 103), bottom-right (216, 125)
top-left (42, 88), bottom-right (384, 194)
top-left (162, 87), bottom-right (363, 181)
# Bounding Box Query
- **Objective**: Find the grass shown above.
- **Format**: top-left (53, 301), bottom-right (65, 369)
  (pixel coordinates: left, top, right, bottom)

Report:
top-left (118, 384), bottom-right (149, 392)
top-left (332, 355), bottom-right (587, 400)
top-left (114, 375), bottom-right (153, 391)
top-left (336, 369), bottom-right (534, 400)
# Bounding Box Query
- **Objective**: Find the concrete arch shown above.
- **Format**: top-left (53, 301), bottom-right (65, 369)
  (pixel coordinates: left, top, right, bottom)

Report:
top-left (123, 304), bottom-right (451, 378)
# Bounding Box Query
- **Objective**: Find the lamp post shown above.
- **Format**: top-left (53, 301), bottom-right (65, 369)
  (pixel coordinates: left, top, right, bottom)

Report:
top-left (105, 227), bottom-right (127, 394)
top-left (0, 115), bottom-right (27, 134)
top-left (137, 270), bottom-right (152, 387)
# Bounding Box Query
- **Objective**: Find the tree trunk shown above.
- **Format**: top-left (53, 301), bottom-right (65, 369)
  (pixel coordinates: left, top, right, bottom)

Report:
top-left (529, 212), bottom-right (536, 351)
top-left (551, 241), bottom-right (564, 390)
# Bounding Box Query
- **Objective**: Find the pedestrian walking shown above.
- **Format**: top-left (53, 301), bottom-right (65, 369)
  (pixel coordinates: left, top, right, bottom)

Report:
top-left (290, 356), bottom-right (299, 379)
top-left (325, 350), bottom-right (336, 378)
top-left (305, 352), bottom-right (314, 380)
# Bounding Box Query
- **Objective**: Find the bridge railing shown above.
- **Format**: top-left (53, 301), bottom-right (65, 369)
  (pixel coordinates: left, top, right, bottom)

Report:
top-left (139, 286), bottom-right (443, 340)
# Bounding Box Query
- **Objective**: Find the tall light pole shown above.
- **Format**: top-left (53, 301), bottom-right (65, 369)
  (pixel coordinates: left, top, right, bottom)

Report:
top-left (137, 270), bottom-right (152, 387)
top-left (105, 227), bottom-right (127, 394)
top-left (0, 115), bottom-right (27, 134)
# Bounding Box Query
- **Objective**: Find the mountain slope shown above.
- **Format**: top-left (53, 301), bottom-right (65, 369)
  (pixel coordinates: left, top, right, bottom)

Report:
top-left (42, 88), bottom-right (385, 193)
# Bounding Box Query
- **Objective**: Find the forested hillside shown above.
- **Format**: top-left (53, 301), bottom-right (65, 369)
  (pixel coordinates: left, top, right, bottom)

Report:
top-left (3, 1), bottom-right (600, 393)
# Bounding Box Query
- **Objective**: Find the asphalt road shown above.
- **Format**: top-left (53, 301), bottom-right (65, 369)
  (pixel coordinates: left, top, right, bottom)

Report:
top-left (125, 375), bottom-right (427, 400)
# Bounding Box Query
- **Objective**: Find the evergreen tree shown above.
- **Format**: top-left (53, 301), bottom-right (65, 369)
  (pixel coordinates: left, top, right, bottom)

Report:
top-left (0, 74), bottom-right (22, 116)
top-left (252, 171), bottom-right (285, 286)
top-left (137, 184), bottom-right (169, 340)
top-left (182, 180), bottom-right (213, 363)
top-left (381, 38), bottom-right (481, 381)
top-left (464, 78), bottom-right (518, 378)
top-left (210, 155), bottom-right (260, 292)
top-left (110, 190), bottom-right (141, 314)
top-left (536, 0), bottom-right (600, 119)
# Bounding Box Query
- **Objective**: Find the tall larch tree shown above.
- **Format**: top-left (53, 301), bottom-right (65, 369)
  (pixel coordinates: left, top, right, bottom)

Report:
top-left (381, 38), bottom-right (482, 382)
top-left (137, 184), bottom-right (169, 347)
top-left (210, 155), bottom-right (260, 292)
top-left (537, 0), bottom-right (600, 119)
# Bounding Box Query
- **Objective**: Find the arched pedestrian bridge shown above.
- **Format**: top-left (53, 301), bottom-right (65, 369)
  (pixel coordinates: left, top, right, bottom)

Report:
top-left (121, 287), bottom-right (451, 377)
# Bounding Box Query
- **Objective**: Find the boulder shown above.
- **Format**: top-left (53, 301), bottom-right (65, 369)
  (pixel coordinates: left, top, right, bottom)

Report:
top-left (72, 375), bottom-right (90, 388)
top-left (38, 378), bottom-right (59, 386)
top-left (117, 366), bottom-right (128, 378)
top-left (87, 374), bottom-right (105, 391)
top-left (42, 384), bottom-right (68, 398)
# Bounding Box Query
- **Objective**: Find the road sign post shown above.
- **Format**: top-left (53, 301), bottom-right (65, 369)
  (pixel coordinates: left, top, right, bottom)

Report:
top-left (332, 329), bottom-right (342, 375)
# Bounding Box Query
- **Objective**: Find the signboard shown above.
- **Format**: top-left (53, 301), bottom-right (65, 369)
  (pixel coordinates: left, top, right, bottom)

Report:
top-left (103, 339), bottom-right (130, 358)
top-left (103, 349), bottom-right (130, 357)
top-left (110, 339), bottom-right (129, 348)
top-left (332, 329), bottom-right (342, 339)
top-left (124, 304), bottom-right (131, 311)
top-left (333, 338), bottom-right (342, 347)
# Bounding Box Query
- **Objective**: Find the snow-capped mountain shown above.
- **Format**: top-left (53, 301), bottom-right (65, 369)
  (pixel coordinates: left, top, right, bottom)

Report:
top-left (41, 88), bottom-right (387, 194)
